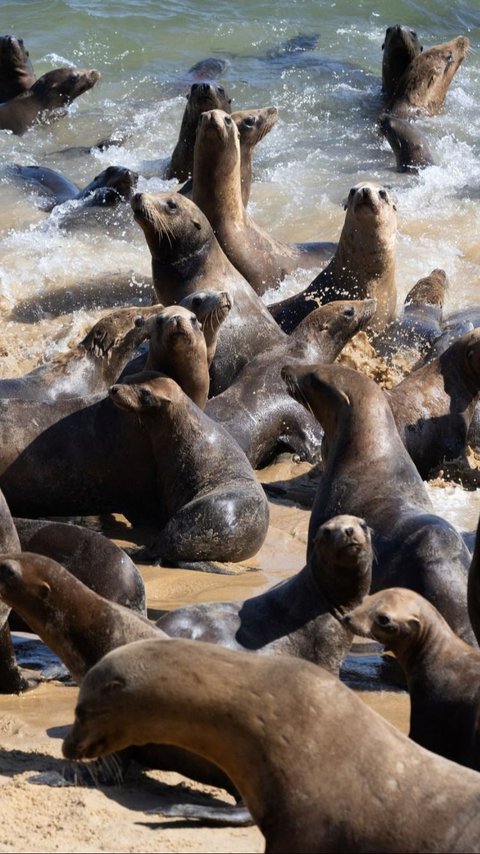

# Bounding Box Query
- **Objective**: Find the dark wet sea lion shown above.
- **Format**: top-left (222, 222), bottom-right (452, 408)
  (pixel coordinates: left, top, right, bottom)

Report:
top-left (379, 114), bottom-right (434, 172)
top-left (0, 34), bottom-right (36, 102)
top-left (381, 25), bottom-right (423, 100)
top-left (0, 304), bottom-right (160, 400)
top-left (131, 190), bottom-right (286, 395)
top-left (192, 108), bottom-right (336, 294)
top-left (158, 514), bottom-right (372, 676)
top-left (9, 163), bottom-right (80, 207)
top-left (282, 362), bottom-right (475, 644)
top-left (185, 57), bottom-right (229, 81)
top-left (0, 66), bottom-right (101, 135)
top-left (164, 81), bottom-right (232, 182)
top-left (63, 636), bottom-right (480, 853)
top-left (205, 298), bottom-right (376, 467)
top-left (344, 587), bottom-right (480, 769)
top-left (269, 182), bottom-right (397, 334)
top-left (386, 327), bottom-right (480, 478)
top-left (386, 35), bottom-right (470, 118)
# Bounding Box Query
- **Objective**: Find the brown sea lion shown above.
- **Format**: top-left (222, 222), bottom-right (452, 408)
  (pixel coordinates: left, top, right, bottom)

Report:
top-left (0, 34), bottom-right (36, 102)
top-left (281, 362), bottom-right (475, 644)
top-left (191, 108), bottom-right (336, 294)
top-left (130, 190), bottom-right (286, 395)
top-left (158, 514), bottom-right (372, 676)
top-left (164, 81), bottom-right (232, 182)
top-left (386, 327), bottom-right (480, 478)
top-left (269, 182), bottom-right (397, 334)
top-left (381, 25), bottom-right (423, 99)
top-left (63, 636), bottom-right (480, 853)
top-left (386, 35), bottom-right (470, 118)
top-left (0, 66), bottom-right (101, 135)
top-left (0, 304), bottom-right (160, 400)
top-left (344, 587), bottom-right (480, 769)
top-left (379, 113), bottom-right (434, 172)
top-left (177, 290), bottom-right (232, 365)
top-left (205, 298), bottom-right (376, 467)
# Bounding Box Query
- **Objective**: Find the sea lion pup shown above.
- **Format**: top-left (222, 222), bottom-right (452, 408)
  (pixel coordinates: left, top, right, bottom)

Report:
top-left (130, 190), bottom-right (286, 395)
top-left (379, 113), bottom-right (434, 173)
top-left (178, 289), bottom-right (232, 365)
top-left (0, 66), bottom-right (101, 135)
top-left (205, 298), bottom-right (376, 468)
top-left (281, 362), bottom-right (475, 644)
top-left (372, 267), bottom-right (448, 362)
top-left (191, 109), bottom-right (336, 295)
top-left (385, 35), bottom-right (470, 118)
top-left (381, 25), bottom-right (423, 100)
top-left (0, 304), bottom-right (160, 400)
top-left (0, 34), bottom-right (36, 102)
top-left (385, 327), bottom-right (480, 479)
top-left (158, 514), bottom-right (373, 675)
top-left (63, 637), bottom-right (480, 853)
top-left (108, 376), bottom-right (269, 566)
top-left (164, 81), bottom-right (232, 182)
top-left (269, 182), bottom-right (397, 334)
top-left (344, 587), bottom-right (480, 770)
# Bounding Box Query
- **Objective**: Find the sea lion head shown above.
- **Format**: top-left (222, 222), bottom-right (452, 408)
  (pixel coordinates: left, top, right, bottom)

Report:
top-left (196, 108), bottom-right (240, 167)
top-left (312, 514), bottom-right (372, 570)
top-left (0, 34), bottom-right (33, 71)
top-left (131, 191), bottom-right (211, 263)
top-left (109, 375), bottom-right (184, 414)
top-left (382, 25), bottom-right (423, 96)
top-left (0, 553), bottom-right (53, 612)
top-left (80, 305), bottom-right (162, 357)
top-left (147, 305), bottom-right (205, 354)
top-left (389, 35), bottom-right (470, 115)
top-left (342, 588), bottom-right (428, 652)
top-left (30, 66), bottom-right (101, 107)
top-left (344, 181), bottom-right (397, 221)
top-left (179, 290), bottom-right (232, 327)
top-left (186, 80), bottom-right (231, 114)
top-left (83, 166), bottom-right (139, 202)
top-left (233, 106), bottom-right (279, 147)
top-left (442, 327), bottom-right (480, 385)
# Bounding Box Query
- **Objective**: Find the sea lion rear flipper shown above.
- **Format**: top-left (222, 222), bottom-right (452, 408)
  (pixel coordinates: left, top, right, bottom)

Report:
top-left (145, 800), bottom-right (254, 826)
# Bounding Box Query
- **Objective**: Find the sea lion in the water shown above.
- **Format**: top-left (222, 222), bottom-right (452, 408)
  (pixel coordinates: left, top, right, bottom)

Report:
top-left (0, 35), bottom-right (36, 102)
top-left (282, 362), bottom-right (475, 644)
top-left (205, 298), bottom-right (376, 467)
top-left (131, 190), bottom-right (286, 395)
top-left (63, 635), bottom-right (480, 853)
top-left (9, 164), bottom-right (138, 210)
top-left (381, 25), bottom-right (423, 100)
top-left (269, 182), bottom-right (397, 334)
top-left (379, 113), bottom-right (434, 173)
top-left (344, 587), bottom-right (480, 769)
top-left (191, 108), bottom-right (336, 294)
top-left (0, 66), bottom-right (101, 135)
top-left (158, 514), bottom-right (372, 676)
top-left (386, 35), bottom-right (470, 118)
top-left (164, 81), bottom-right (232, 182)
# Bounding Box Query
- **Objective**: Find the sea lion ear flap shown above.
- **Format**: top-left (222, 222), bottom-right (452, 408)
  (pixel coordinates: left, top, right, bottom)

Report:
top-left (102, 678), bottom-right (126, 694)
top-left (407, 617), bottom-right (421, 631)
top-left (192, 219), bottom-right (202, 230)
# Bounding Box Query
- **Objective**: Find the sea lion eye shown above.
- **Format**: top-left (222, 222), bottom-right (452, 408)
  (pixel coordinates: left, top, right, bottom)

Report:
top-left (224, 115), bottom-right (232, 125)
top-left (343, 307), bottom-right (355, 318)
top-left (167, 199), bottom-right (177, 211)
top-left (243, 117), bottom-right (255, 127)
top-left (379, 189), bottom-right (388, 200)
top-left (218, 86), bottom-right (225, 95)
top-left (375, 613), bottom-right (392, 627)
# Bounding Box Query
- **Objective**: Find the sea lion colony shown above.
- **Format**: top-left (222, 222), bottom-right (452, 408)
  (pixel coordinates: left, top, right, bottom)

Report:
top-left (0, 24), bottom-right (477, 854)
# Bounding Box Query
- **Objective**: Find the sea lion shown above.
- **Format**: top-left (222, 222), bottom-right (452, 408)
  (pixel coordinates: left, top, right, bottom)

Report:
top-left (205, 298), bottom-right (376, 467)
top-left (191, 108), bottom-right (336, 294)
top-left (0, 304), bottom-right (160, 400)
top-left (164, 81), bottom-right (232, 182)
top-left (0, 34), bottom-right (36, 102)
top-left (63, 636), bottom-right (480, 853)
top-left (185, 57), bottom-right (229, 81)
top-left (177, 290), bottom-right (232, 365)
top-left (379, 113), bottom-right (434, 173)
top-left (130, 190), bottom-right (286, 395)
top-left (386, 327), bottom-right (480, 479)
top-left (0, 66), bottom-right (101, 135)
top-left (282, 362), bottom-right (475, 644)
top-left (468, 513), bottom-right (480, 647)
top-left (269, 182), bottom-right (397, 334)
top-left (372, 268), bottom-right (448, 362)
top-left (0, 490), bottom-right (26, 693)
top-left (11, 164), bottom-right (139, 213)
top-left (158, 514), bottom-right (373, 676)
top-left (386, 35), bottom-right (470, 118)
top-left (0, 375), bottom-right (269, 569)
top-left (381, 25), bottom-right (423, 99)
top-left (343, 587), bottom-right (480, 769)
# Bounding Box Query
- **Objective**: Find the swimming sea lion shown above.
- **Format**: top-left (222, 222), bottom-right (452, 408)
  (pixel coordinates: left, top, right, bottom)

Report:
top-left (386, 35), bottom-right (470, 118)
top-left (269, 182), bottom-right (397, 334)
top-left (381, 25), bottom-right (423, 99)
top-left (130, 190), bottom-right (286, 394)
top-left (0, 66), bottom-right (101, 135)
top-left (191, 108), bottom-right (336, 294)
top-left (344, 587), bottom-right (480, 769)
top-left (158, 514), bottom-right (372, 676)
top-left (379, 113), bottom-right (434, 173)
top-left (282, 362), bottom-right (475, 644)
top-left (0, 34), bottom-right (36, 102)
top-left (63, 636), bottom-right (480, 853)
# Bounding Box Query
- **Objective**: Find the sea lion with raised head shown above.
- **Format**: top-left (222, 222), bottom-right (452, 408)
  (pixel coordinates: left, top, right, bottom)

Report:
top-left (178, 290), bottom-right (232, 365)
top-left (63, 636), bottom-right (480, 853)
top-left (0, 66), bottom-right (101, 135)
top-left (379, 113), bottom-right (434, 173)
top-left (282, 362), bottom-right (475, 644)
top-left (0, 34), bottom-right (36, 102)
top-left (131, 190), bottom-right (286, 394)
top-left (269, 182), bottom-right (397, 334)
top-left (381, 25), bottom-right (423, 100)
top-left (344, 587), bottom-right (480, 769)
